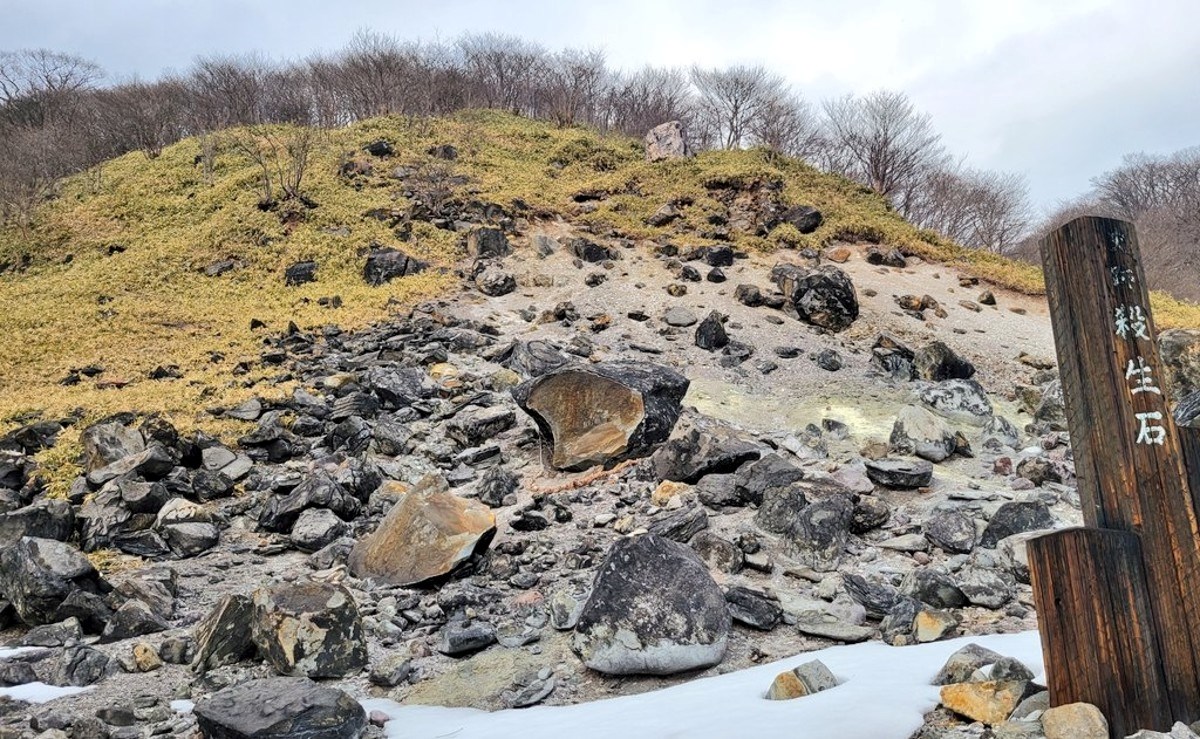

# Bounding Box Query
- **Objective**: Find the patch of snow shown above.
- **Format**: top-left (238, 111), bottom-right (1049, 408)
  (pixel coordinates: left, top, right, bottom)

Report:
top-left (0, 683), bottom-right (90, 704)
top-left (170, 699), bottom-right (195, 714)
top-left (363, 631), bottom-right (1044, 739)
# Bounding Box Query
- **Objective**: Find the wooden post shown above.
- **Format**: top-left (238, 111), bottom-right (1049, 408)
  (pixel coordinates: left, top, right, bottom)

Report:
top-left (1029, 216), bottom-right (1200, 733)
top-left (1027, 529), bottom-right (1170, 737)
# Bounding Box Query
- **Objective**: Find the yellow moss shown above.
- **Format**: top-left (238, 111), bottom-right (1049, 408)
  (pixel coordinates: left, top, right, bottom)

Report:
top-left (2, 109), bottom-right (1198, 439)
top-left (86, 548), bottom-right (144, 575)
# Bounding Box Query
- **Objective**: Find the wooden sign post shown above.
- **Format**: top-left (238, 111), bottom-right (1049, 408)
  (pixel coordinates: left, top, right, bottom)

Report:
top-left (1029, 217), bottom-right (1200, 737)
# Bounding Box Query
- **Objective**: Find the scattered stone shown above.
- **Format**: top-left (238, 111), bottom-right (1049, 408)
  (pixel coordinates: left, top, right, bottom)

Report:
top-left (725, 586), bottom-right (781, 630)
top-left (439, 621), bottom-right (498, 656)
top-left (914, 610), bottom-right (958, 643)
top-left (363, 246), bottom-right (426, 285)
top-left (766, 659), bottom-right (838, 700)
top-left (940, 680), bottom-right (1028, 726)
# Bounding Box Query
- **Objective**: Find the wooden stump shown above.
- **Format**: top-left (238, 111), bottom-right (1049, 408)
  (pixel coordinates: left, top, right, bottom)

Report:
top-left (1028, 528), bottom-right (1171, 738)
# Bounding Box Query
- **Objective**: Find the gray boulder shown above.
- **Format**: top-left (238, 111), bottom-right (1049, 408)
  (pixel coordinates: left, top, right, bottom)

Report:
top-left (193, 677), bottom-right (366, 739)
top-left (644, 121), bottom-right (690, 162)
top-left (0, 537), bottom-right (108, 626)
top-left (919, 380), bottom-right (993, 425)
top-left (573, 534), bottom-right (730, 675)
top-left (889, 405), bottom-right (960, 462)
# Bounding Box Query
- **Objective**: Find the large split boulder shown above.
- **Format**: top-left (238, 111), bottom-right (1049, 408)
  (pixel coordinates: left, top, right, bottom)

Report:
top-left (572, 534), bottom-right (730, 675)
top-left (513, 361), bottom-right (689, 470)
top-left (772, 263), bottom-right (859, 332)
top-left (251, 582), bottom-right (367, 678)
top-left (0, 537), bottom-right (109, 626)
top-left (348, 475), bottom-right (495, 587)
top-left (644, 121), bottom-right (690, 162)
top-left (193, 677), bottom-right (366, 739)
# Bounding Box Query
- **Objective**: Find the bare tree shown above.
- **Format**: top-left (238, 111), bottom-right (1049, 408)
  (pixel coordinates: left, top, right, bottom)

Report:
top-left (458, 33), bottom-right (546, 114)
top-left (689, 64), bottom-right (788, 150)
top-left (93, 78), bottom-right (188, 158)
top-left (541, 48), bottom-right (608, 127)
top-left (603, 66), bottom-right (692, 136)
top-left (0, 49), bottom-right (102, 127)
top-left (227, 125), bottom-right (320, 207)
top-left (184, 54), bottom-right (270, 130)
top-left (820, 90), bottom-right (947, 206)
top-left (749, 92), bottom-right (821, 159)
top-left (906, 164), bottom-right (1031, 253)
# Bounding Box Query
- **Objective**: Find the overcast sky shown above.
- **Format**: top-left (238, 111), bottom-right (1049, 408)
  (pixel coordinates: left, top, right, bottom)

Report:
top-left (3, 0), bottom-right (1197, 210)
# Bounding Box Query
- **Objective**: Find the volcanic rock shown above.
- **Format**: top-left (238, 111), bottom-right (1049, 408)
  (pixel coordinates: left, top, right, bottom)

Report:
top-left (348, 475), bottom-right (496, 587)
top-left (513, 361), bottom-right (689, 471)
top-left (572, 534), bottom-right (730, 675)
top-left (193, 677), bottom-right (366, 739)
top-left (251, 582), bottom-right (367, 678)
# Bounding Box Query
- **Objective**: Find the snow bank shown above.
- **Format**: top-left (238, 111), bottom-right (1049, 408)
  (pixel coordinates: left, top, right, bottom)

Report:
top-left (0, 683), bottom-right (90, 703)
top-left (363, 631), bottom-right (1044, 739)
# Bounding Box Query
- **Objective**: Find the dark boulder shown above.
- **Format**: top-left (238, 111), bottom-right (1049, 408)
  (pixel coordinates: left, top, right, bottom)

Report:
top-left (650, 428), bottom-right (760, 484)
top-left (284, 261), bottom-right (318, 286)
top-left (924, 510), bottom-right (977, 553)
top-left (573, 534), bottom-right (730, 675)
top-left (780, 205), bottom-right (822, 234)
top-left (251, 582), bottom-right (367, 679)
top-left (864, 458), bottom-right (933, 489)
top-left (914, 341), bottom-right (976, 381)
top-left (362, 246), bottom-right (427, 286)
top-left (695, 311), bottom-right (730, 351)
top-left (773, 264), bottom-right (859, 332)
top-left (980, 501), bottom-right (1055, 548)
top-left (0, 537), bottom-right (108, 626)
top-left (568, 237), bottom-right (618, 263)
top-left (467, 228), bottom-right (511, 259)
top-left (258, 471), bottom-right (359, 534)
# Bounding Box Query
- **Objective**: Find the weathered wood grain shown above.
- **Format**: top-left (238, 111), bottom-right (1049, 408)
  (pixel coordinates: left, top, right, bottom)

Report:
top-left (1037, 216), bottom-right (1200, 726)
top-left (1028, 528), bottom-right (1171, 738)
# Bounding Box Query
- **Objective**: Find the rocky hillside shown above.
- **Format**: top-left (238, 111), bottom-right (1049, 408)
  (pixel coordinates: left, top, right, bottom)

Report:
top-left (2, 114), bottom-right (1200, 738)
